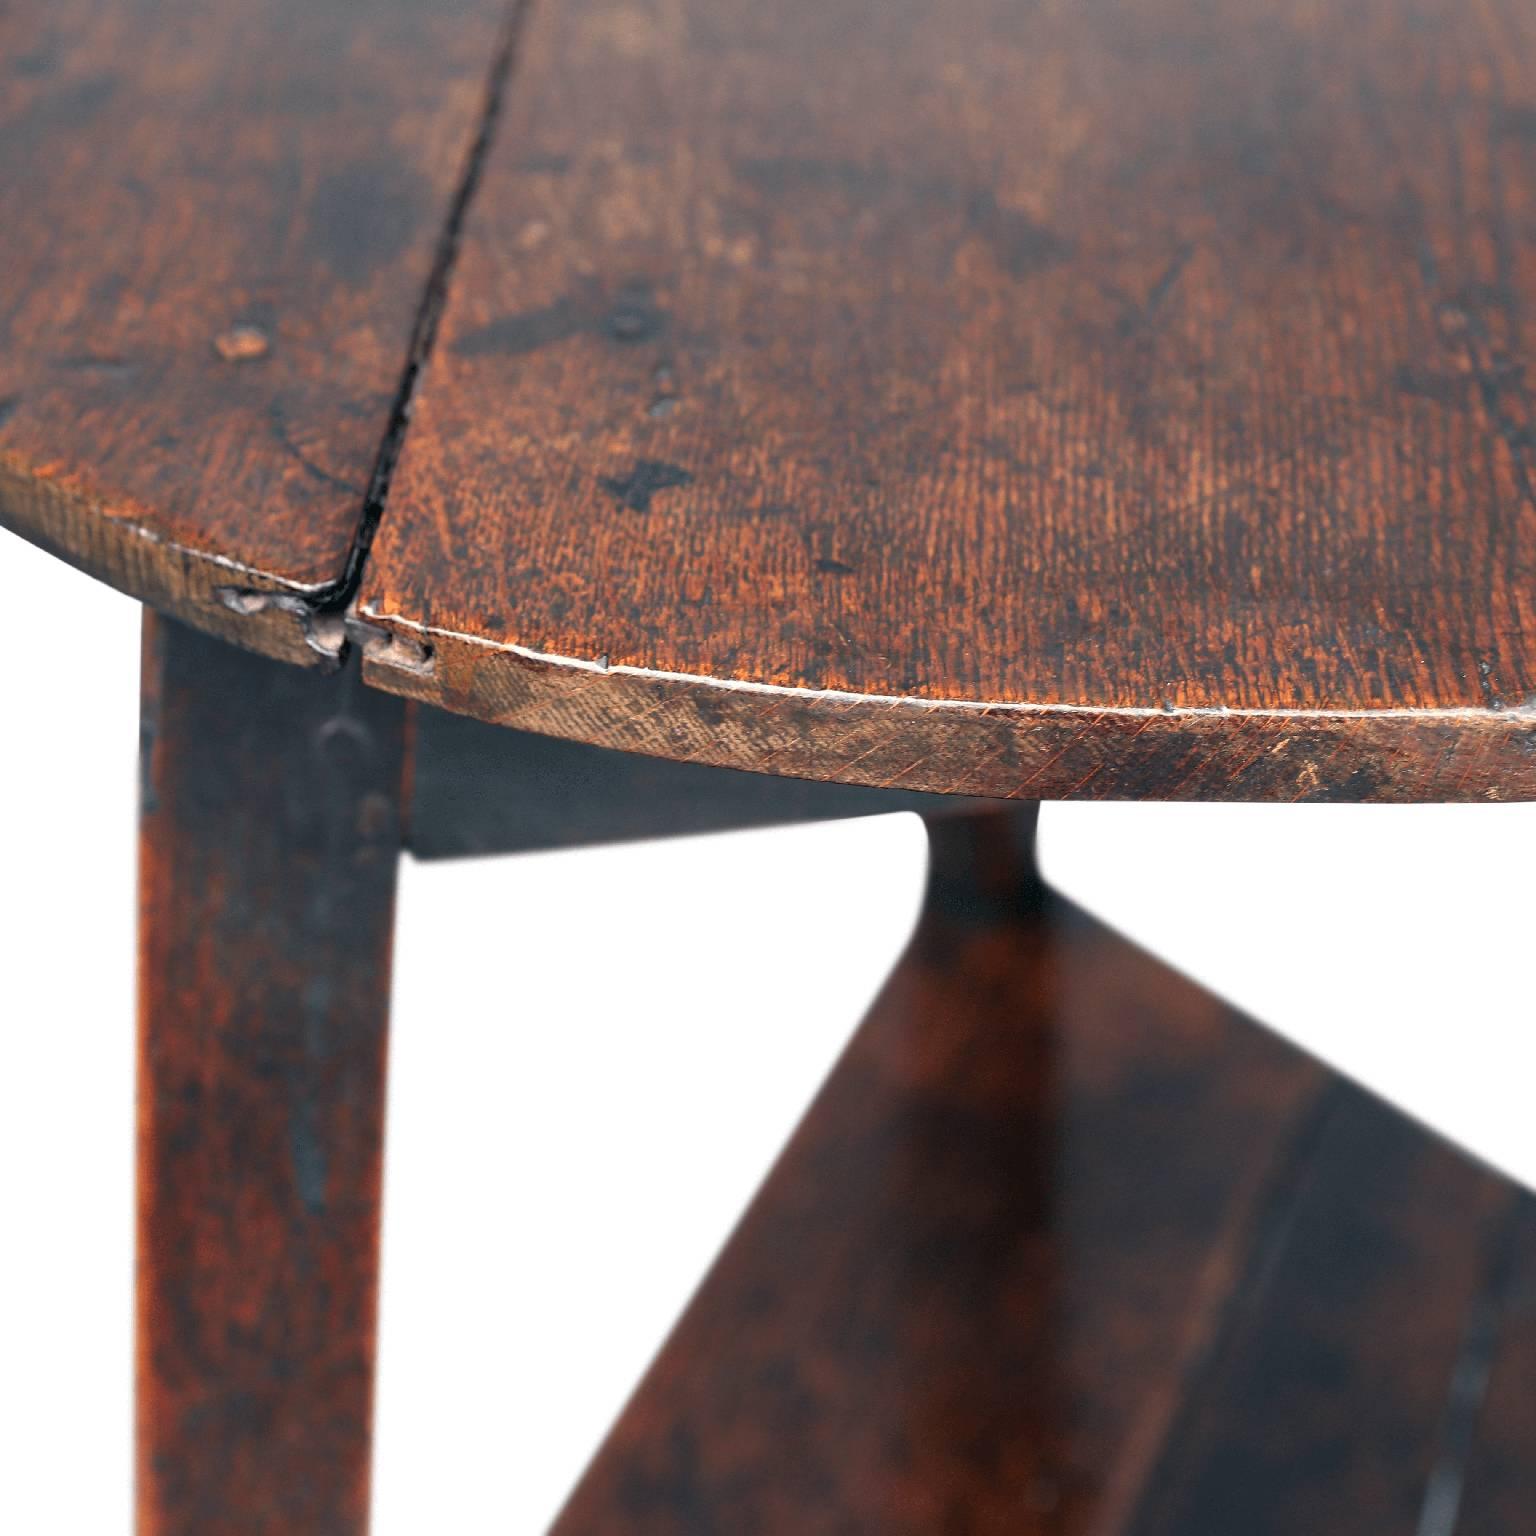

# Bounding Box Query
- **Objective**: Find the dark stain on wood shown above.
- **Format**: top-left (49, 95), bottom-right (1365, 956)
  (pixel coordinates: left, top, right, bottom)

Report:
top-left (599, 460), bottom-right (695, 513)
top-left (606, 279), bottom-right (667, 343)
top-left (305, 159), bottom-right (430, 285)
top-left (136, 615), bottom-right (406, 1536)
top-left (965, 188), bottom-right (1073, 278)
top-left (453, 276), bottom-right (667, 359)
top-left (455, 296), bottom-right (588, 357)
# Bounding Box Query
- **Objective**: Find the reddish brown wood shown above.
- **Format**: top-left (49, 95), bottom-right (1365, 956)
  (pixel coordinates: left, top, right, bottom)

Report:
top-left (0, 0), bottom-right (512, 664)
top-left (550, 813), bottom-right (1530, 1534)
top-left (8, 0), bottom-right (1536, 801)
top-left (136, 615), bottom-right (405, 1535)
top-left (406, 700), bottom-right (994, 858)
top-left (354, 0), bottom-right (1536, 801)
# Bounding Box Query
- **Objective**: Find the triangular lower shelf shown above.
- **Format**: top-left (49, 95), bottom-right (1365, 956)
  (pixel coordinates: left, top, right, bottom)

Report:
top-left (550, 827), bottom-right (1535, 1536)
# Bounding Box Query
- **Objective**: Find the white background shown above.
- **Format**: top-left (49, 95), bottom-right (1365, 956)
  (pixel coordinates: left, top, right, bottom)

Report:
top-left (2, 526), bottom-right (1532, 1533)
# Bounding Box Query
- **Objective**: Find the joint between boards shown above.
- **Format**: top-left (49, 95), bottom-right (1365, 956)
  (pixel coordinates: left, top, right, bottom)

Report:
top-left (214, 586), bottom-right (435, 677)
top-left (343, 611), bottom-right (435, 676)
top-left (216, 585), bottom-right (349, 667)
top-left (209, 0), bottom-right (528, 678)
top-left (328, 0), bottom-right (533, 602)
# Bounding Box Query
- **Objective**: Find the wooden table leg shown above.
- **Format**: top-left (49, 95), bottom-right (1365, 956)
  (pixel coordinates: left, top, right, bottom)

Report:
top-left (135, 615), bottom-right (407, 1536)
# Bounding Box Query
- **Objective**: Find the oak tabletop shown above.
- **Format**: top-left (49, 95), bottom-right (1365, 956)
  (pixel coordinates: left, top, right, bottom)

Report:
top-left (4, 0), bottom-right (1536, 800)
top-left (0, 0), bottom-right (508, 665)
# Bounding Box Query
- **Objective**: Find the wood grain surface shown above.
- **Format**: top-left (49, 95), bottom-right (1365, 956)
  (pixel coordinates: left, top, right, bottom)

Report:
top-left (552, 813), bottom-right (1531, 1534)
top-left (0, 0), bottom-right (510, 664)
top-left (351, 0), bottom-right (1536, 800)
top-left (407, 699), bottom-right (992, 858)
top-left (9, 0), bottom-right (1536, 798)
top-left (1124, 1098), bottom-right (1517, 1536)
top-left (137, 616), bottom-right (406, 1535)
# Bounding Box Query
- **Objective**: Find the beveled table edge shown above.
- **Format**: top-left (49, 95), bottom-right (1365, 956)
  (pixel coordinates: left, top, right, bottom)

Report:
top-left (352, 603), bottom-right (1536, 804)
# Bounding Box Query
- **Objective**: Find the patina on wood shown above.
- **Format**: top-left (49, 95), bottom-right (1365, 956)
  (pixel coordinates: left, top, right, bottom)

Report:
top-left (0, 0), bottom-right (513, 665)
top-left (6, 0), bottom-right (1536, 800)
top-left (407, 700), bottom-right (992, 858)
top-left (136, 615), bottom-right (406, 1536)
top-left (552, 812), bottom-right (1531, 1534)
top-left (350, 0), bottom-right (1536, 801)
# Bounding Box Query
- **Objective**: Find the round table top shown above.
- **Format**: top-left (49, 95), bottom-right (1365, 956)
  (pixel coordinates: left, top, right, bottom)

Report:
top-left (3, 0), bottom-right (1535, 802)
